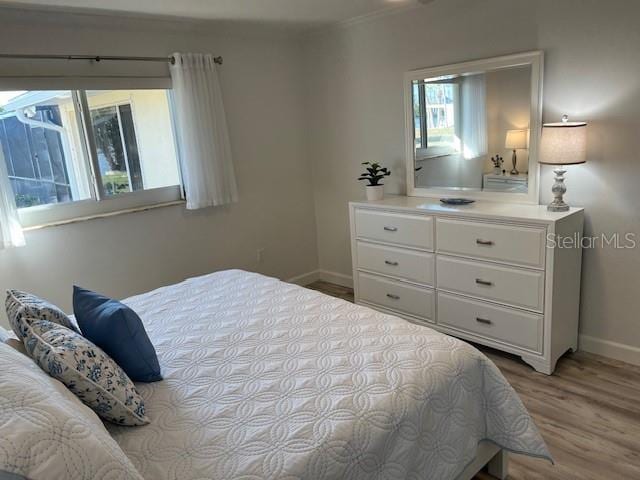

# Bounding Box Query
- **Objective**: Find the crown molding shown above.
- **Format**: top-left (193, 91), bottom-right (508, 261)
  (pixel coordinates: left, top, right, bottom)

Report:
top-left (339, 3), bottom-right (422, 28)
top-left (0, 3), bottom-right (306, 36)
top-left (0, 1), bottom-right (426, 39)
top-left (303, 2), bottom-right (423, 39)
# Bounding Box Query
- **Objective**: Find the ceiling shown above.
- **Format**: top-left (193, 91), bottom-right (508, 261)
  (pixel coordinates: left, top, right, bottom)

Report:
top-left (0, 0), bottom-right (424, 25)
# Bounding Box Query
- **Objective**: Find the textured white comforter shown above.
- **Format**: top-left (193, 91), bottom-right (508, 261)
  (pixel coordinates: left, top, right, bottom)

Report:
top-left (108, 270), bottom-right (550, 480)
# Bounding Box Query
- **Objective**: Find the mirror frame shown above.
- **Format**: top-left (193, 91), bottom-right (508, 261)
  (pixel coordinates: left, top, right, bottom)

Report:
top-left (404, 51), bottom-right (544, 204)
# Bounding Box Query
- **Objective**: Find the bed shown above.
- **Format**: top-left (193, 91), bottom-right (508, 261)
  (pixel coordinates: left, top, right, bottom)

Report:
top-left (103, 269), bottom-right (550, 479)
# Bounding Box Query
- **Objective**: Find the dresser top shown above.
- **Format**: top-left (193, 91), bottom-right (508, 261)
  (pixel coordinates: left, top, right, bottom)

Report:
top-left (483, 173), bottom-right (528, 181)
top-left (350, 195), bottom-right (583, 224)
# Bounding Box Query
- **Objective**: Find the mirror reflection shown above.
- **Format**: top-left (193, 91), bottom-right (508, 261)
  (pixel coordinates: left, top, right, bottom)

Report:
top-left (412, 65), bottom-right (531, 193)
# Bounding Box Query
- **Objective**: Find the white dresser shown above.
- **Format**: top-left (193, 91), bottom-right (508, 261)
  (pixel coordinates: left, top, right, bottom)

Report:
top-left (483, 173), bottom-right (528, 193)
top-left (349, 196), bottom-right (584, 374)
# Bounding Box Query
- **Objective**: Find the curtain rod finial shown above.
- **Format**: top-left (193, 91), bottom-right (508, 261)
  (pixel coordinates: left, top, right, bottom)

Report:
top-left (214, 56), bottom-right (223, 65)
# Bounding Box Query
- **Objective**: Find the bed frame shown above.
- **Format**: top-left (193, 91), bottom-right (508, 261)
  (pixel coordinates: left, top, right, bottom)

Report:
top-left (458, 443), bottom-right (508, 480)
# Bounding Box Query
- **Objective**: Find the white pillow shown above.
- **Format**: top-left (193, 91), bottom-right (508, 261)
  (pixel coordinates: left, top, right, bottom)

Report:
top-left (0, 325), bottom-right (12, 342)
top-left (0, 342), bottom-right (144, 480)
top-left (0, 326), bottom-right (27, 356)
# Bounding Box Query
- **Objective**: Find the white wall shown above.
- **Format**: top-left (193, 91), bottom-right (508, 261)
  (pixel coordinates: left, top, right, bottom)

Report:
top-left (0, 8), bottom-right (318, 323)
top-left (304, 0), bottom-right (640, 359)
top-left (486, 66), bottom-right (531, 173)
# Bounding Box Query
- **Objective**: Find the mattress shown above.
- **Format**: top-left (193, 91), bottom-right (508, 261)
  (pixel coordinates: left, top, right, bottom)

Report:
top-left (107, 270), bottom-right (550, 479)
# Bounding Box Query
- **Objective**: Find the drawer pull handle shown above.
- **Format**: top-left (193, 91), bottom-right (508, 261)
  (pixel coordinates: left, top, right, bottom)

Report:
top-left (384, 260), bottom-right (399, 266)
top-left (384, 226), bottom-right (398, 232)
top-left (386, 293), bottom-right (400, 300)
top-left (475, 279), bottom-right (493, 287)
top-left (476, 239), bottom-right (494, 246)
top-left (476, 317), bottom-right (493, 325)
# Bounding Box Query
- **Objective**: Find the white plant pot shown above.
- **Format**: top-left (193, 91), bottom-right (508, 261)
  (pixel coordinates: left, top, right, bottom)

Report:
top-left (366, 185), bottom-right (384, 201)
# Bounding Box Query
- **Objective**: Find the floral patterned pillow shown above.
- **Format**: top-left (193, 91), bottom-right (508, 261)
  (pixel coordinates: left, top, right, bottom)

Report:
top-left (22, 318), bottom-right (149, 426)
top-left (6, 290), bottom-right (79, 340)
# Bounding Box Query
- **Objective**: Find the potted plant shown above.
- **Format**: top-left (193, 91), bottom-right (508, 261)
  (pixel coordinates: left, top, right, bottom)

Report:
top-left (490, 154), bottom-right (504, 175)
top-left (358, 162), bottom-right (391, 201)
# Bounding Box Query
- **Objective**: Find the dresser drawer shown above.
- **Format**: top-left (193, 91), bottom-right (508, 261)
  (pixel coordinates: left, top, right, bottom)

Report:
top-left (358, 272), bottom-right (435, 321)
top-left (437, 256), bottom-right (544, 312)
top-left (483, 176), bottom-right (528, 193)
top-left (356, 241), bottom-right (435, 286)
top-left (355, 209), bottom-right (434, 250)
top-left (438, 292), bottom-right (543, 353)
top-left (436, 218), bottom-right (545, 268)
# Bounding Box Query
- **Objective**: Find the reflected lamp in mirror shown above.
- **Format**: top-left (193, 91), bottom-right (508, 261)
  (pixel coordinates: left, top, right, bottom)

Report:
top-left (505, 129), bottom-right (528, 175)
top-left (539, 115), bottom-right (587, 212)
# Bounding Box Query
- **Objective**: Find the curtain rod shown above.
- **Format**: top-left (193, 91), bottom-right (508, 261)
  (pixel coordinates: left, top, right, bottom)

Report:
top-left (0, 53), bottom-right (223, 65)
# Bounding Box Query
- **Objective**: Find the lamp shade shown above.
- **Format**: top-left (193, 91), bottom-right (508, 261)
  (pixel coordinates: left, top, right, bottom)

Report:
top-left (505, 129), bottom-right (528, 150)
top-left (539, 120), bottom-right (587, 165)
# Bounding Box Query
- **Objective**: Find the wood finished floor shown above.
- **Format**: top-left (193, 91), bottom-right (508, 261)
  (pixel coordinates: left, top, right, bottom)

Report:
top-left (306, 280), bottom-right (640, 480)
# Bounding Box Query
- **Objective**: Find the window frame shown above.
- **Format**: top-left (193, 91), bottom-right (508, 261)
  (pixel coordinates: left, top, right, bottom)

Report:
top-left (1, 88), bottom-right (183, 229)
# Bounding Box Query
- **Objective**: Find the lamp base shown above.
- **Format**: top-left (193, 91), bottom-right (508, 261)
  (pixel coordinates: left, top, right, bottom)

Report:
top-left (510, 150), bottom-right (519, 175)
top-left (547, 201), bottom-right (570, 212)
top-left (547, 167), bottom-right (570, 212)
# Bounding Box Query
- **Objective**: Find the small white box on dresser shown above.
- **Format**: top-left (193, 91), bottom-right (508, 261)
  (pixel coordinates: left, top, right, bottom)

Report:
top-left (349, 195), bottom-right (584, 375)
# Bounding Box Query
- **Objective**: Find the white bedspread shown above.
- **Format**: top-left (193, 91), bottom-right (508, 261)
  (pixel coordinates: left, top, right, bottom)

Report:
top-left (108, 270), bottom-right (550, 480)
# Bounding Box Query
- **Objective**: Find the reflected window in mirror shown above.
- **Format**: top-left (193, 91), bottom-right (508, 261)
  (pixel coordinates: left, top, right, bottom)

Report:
top-left (413, 78), bottom-right (461, 159)
top-left (412, 72), bottom-right (491, 190)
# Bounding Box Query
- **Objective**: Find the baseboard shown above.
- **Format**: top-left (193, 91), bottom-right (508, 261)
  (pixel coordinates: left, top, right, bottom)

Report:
top-left (318, 270), bottom-right (353, 288)
top-left (286, 270), bottom-right (321, 286)
top-left (286, 269), bottom-right (354, 288)
top-left (579, 334), bottom-right (640, 366)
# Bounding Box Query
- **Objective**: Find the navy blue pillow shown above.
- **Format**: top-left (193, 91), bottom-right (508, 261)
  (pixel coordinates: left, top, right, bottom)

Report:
top-left (73, 286), bottom-right (162, 383)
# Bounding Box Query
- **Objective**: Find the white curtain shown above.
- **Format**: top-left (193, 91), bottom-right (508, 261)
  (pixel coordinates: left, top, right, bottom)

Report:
top-left (0, 145), bottom-right (25, 249)
top-left (460, 74), bottom-right (488, 160)
top-left (170, 53), bottom-right (238, 210)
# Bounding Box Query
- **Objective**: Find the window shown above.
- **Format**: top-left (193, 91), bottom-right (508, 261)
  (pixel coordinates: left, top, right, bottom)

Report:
top-left (0, 89), bottom-right (181, 227)
top-left (413, 79), bottom-right (461, 159)
top-left (0, 91), bottom-right (91, 209)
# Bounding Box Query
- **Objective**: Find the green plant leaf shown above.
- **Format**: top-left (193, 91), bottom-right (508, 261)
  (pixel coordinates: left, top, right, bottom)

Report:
top-left (358, 161), bottom-right (391, 183)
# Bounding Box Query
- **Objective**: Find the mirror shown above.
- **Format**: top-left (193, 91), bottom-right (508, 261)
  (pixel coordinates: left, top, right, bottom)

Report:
top-left (405, 52), bottom-right (543, 203)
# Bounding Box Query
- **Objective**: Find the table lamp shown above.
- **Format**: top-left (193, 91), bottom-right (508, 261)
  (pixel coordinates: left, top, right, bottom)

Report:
top-left (505, 129), bottom-right (528, 175)
top-left (539, 115), bottom-right (587, 212)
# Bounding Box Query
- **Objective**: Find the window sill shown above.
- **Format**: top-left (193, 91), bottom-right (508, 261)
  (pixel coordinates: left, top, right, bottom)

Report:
top-left (19, 185), bottom-right (183, 229)
top-left (23, 200), bottom-right (185, 232)
top-left (416, 152), bottom-right (459, 162)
